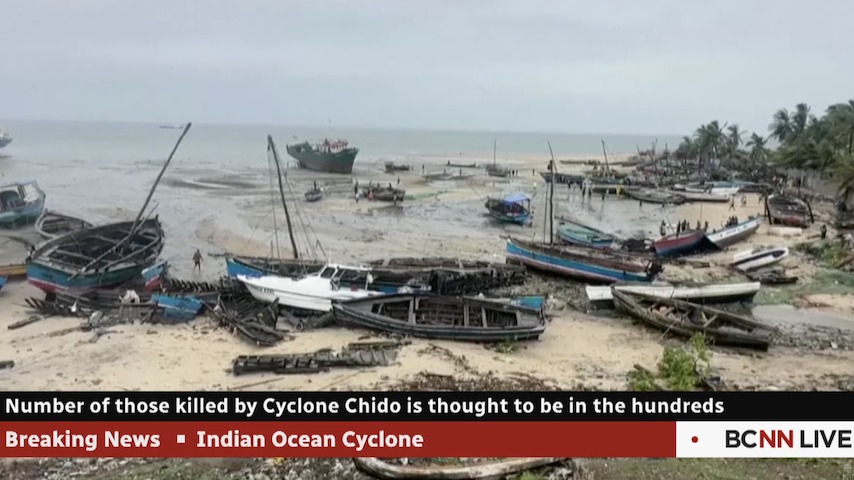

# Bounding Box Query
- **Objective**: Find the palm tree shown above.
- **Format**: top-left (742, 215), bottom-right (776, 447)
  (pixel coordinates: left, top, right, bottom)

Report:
top-left (746, 133), bottom-right (769, 166)
top-left (769, 108), bottom-right (793, 144)
top-left (790, 103), bottom-right (814, 141)
top-left (725, 123), bottom-right (744, 160)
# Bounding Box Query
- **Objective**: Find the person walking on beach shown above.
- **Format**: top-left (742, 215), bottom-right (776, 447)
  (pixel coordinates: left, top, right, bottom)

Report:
top-left (729, 198), bottom-right (736, 211)
top-left (193, 249), bottom-right (203, 273)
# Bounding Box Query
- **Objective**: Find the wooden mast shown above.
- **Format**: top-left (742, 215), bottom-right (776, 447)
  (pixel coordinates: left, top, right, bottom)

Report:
top-left (267, 135), bottom-right (300, 260)
top-left (547, 141), bottom-right (557, 244)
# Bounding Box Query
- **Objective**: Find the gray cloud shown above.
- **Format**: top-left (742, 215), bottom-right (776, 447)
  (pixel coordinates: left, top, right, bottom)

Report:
top-left (2, 0), bottom-right (852, 134)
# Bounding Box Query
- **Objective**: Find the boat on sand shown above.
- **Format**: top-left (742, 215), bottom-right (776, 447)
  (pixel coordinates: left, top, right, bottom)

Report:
top-left (731, 246), bottom-right (789, 272)
top-left (705, 216), bottom-right (761, 249)
top-left (585, 281), bottom-right (761, 306)
top-left (35, 210), bottom-right (94, 239)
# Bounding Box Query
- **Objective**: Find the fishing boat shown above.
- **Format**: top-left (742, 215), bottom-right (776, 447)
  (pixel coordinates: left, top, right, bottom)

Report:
top-left (731, 246), bottom-right (789, 272)
top-left (237, 264), bottom-right (384, 312)
top-left (672, 190), bottom-right (731, 202)
top-left (27, 218), bottom-right (166, 293)
top-left (744, 268), bottom-right (798, 285)
top-left (141, 260), bottom-right (170, 291)
top-left (0, 180), bottom-right (46, 228)
top-left (767, 194), bottom-right (811, 228)
top-left (585, 281), bottom-right (761, 306)
top-left (539, 171), bottom-right (585, 186)
top-left (384, 162), bottom-right (411, 173)
top-left (369, 186), bottom-right (406, 202)
top-left (286, 138), bottom-right (359, 174)
top-left (611, 288), bottom-right (773, 350)
top-left (555, 222), bottom-right (614, 249)
top-left (484, 193), bottom-right (531, 225)
top-left (623, 187), bottom-right (684, 205)
top-left (704, 216), bottom-right (761, 249)
top-left (0, 276), bottom-right (6, 293)
top-left (225, 256), bottom-right (325, 279)
top-left (332, 293), bottom-right (546, 342)
top-left (684, 182), bottom-right (740, 196)
top-left (653, 230), bottom-right (709, 257)
top-left (0, 129), bottom-right (12, 148)
top-left (505, 238), bottom-right (660, 283)
top-left (35, 210), bottom-right (94, 239)
top-left (446, 161), bottom-right (477, 168)
top-left (151, 293), bottom-right (206, 321)
top-left (486, 140), bottom-right (512, 177)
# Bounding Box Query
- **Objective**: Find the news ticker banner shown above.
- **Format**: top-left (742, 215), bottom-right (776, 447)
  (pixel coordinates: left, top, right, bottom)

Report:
top-left (1, 392), bottom-right (853, 458)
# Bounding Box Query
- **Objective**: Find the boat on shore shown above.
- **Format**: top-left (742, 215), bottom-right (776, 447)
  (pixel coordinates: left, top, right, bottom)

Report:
top-left (585, 281), bottom-right (761, 307)
top-left (612, 288), bottom-right (773, 350)
top-left (653, 230), bottom-right (709, 257)
top-left (684, 182), bottom-right (740, 196)
top-left (151, 294), bottom-right (206, 321)
top-left (505, 238), bottom-right (661, 283)
top-left (368, 185), bottom-right (406, 202)
top-left (446, 161), bottom-right (477, 168)
top-left (384, 162), bottom-right (410, 173)
top-left (623, 187), bottom-right (684, 205)
top-left (225, 256), bottom-right (325, 279)
top-left (766, 194), bottom-right (811, 228)
top-left (0, 180), bottom-right (46, 228)
top-left (731, 246), bottom-right (789, 272)
top-left (540, 171), bottom-right (585, 186)
top-left (304, 182), bottom-right (324, 202)
top-left (485, 193), bottom-right (531, 225)
top-left (333, 293), bottom-right (546, 342)
top-left (237, 264), bottom-right (384, 312)
top-left (673, 190), bottom-right (731, 202)
top-left (286, 139), bottom-right (359, 174)
top-left (705, 216), bottom-right (761, 249)
top-left (35, 210), bottom-right (94, 239)
top-left (0, 263), bottom-right (26, 280)
top-left (0, 129), bottom-right (12, 148)
top-left (556, 221), bottom-right (614, 249)
top-left (486, 164), bottom-right (511, 177)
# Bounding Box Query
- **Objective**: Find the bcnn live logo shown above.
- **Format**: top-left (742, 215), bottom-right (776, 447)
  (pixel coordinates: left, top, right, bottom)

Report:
top-left (725, 429), bottom-right (853, 449)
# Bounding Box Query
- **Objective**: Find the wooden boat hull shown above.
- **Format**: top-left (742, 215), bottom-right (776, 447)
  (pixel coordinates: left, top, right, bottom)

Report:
top-left (612, 288), bottom-right (772, 350)
top-left (624, 187), bottom-right (685, 205)
top-left (332, 293), bottom-right (546, 342)
top-left (142, 260), bottom-right (170, 291)
top-left (485, 198), bottom-right (530, 225)
top-left (505, 238), bottom-right (654, 283)
top-left (487, 210), bottom-right (529, 224)
top-left (673, 190), bottom-right (731, 202)
top-left (731, 247), bottom-right (789, 272)
top-left (705, 217), bottom-right (761, 249)
top-left (304, 191), bottom-right (323, 202)
top-left (26, 219), bottom-right (164, 293)
top-left (225, 256), bottom-right (325, 279)
top-left (653, 230), bottom-right (708, 257)
top-left (767, 195), bottom-right (811, 228)
top-left (447, 162), bottom-right (476, 168)
top-left (539, 171), bottom-right (585, 185)
top-left (151, 293), bottom-right (206, 320)
top-left (0, 187), bottom-right (45, 228)
top-left (556, 226), bottom-right (614, 249)
top-left (586, 281), bottom-right (761, 307)
top-left (0, 263), bottom-right (26, 280)
top-left (35, 210), bottom-right (94, 239)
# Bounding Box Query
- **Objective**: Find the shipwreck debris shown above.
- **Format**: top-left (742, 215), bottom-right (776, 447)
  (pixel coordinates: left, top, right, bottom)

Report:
top-left (231, 342), bottom-right (403, 376)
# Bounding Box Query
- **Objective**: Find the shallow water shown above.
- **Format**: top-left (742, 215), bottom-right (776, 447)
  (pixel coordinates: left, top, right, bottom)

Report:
top-left (752, 304), bottom-right (854, 331)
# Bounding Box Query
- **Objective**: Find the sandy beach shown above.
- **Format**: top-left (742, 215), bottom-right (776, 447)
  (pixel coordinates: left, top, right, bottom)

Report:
top-left (2, 153), bottom-right (853, 396)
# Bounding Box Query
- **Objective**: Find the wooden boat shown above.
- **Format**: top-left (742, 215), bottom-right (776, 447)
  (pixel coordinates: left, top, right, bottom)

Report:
top-left (27, 218), bottom-right (166, 293)
top-left (484, 193), bottom-right (531, 225)
top-left (304, 188), bottom-right (323, 202)
top-left (384, 161), bottom-right (411, 173)
top-left (0, 180), bottom-right (46, 228)
top-left (731, 246), bottom-right (789, 272)
top-left (446, 161), bottom-right (477, 168)
top-left (225, 256), bottom-right (325, 279)
top-left (0, 276), bottom-right (6, 293)
top-left (672, 190), bottom-right (731, 202)
top-left (684, 182), bottom-right (740, 196)
top-left (0, 263), bottom-right (26, 280)
top-left (151, 293), bottom-right (206, 321)
top-left (586, 281), bottom-right (761, 306)
top-left (141, 260), bottom-right (170, 291)
top-left (653, 230), bottom-right (709, 257)
top-left (237, 264), bottom-right (384, 312)
top-left (332, 293), bottom-right (546, 342)
top-left (623, 187), bottom-right (684, 205)
top-left (486, 164), bottom-right (511, 177)
top-left (612, 288), bottom-right (773, 350)
top-left (767, 194), bottom-right (811, 228)
top-left (705, 216), bottom-right (761, 249)
top-left (744, 268), bottom-right (798, 285)
top-left (505, 238), bottom-right (661, 283)
top-left (35, 210), bottom-right (94, 239)
top-left (539, 171), bottom-right (585, 185)
top-left (369, 186), bottom-right (406, 202)
top-left (556, 222), bottom-right (614, 249)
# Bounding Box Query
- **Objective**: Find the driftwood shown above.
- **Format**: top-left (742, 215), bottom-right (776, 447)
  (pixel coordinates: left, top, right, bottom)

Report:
top-left (352, 457), bottom-right (565, 480)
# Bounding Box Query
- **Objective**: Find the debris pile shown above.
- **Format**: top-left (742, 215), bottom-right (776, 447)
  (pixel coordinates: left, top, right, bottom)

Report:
top-left (209, 295), bottom-right (290, 346)
top-left (231, 341), bottom-right (405, 376)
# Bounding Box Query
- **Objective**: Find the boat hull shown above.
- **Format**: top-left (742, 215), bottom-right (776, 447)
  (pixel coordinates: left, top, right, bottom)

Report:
top-left (240, 276), bottom-right (382, 312)
top-left (0, 137), bottom-right (11, 148)
top-left (653, 230), bottom-right (707, 257)
top-left (151, 294), bottom-right (206, 320)
top-left (488, 211), bottom-right (530, 225)
top-left (505, 239), bottom-right (652, 283)
top-left (556, 228), bottom-right (614, 249)
top-left (732, 247), bottom-right (789, 272)
top-left (0, 195), bottom-right (45, 227)
top-left (705, 217), bottom-right (761, 249)
top-left (27, 261), bottom-right (149, 293)
top-left (286, 143), bottom-right (358, 174)
top-left (585, 282), bottom-right (761, 307)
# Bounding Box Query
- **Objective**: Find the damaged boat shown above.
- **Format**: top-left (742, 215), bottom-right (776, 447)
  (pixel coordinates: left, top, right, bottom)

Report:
top-left (731, 246), bottom-right (789, 272)
top-left (585, 281), bottom-right (761, 307)
top-left (704, 216), bottom-right (761, 250)
top-left (35, 209), bottom-right (95, 239)
top-left (332, 293), bottom-right (546, 342)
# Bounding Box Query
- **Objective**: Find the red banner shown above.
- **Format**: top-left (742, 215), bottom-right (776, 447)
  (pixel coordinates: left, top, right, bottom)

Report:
top-left (1, 421), bottom-right (676, 457)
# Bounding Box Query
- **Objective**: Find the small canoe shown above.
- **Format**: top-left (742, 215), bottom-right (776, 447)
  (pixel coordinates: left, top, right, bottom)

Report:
top-left (35, 210), bottom-right (94, 239)
top-left (673, 190), bottom-right (731, 203)
top-left (305, 189), bottom-right (323, 202)
top-left (586, 281), bottom-right (761, 306)
top-left (705, 216), bottom-right (761, 250)
top-left (744, 268), bottom-right (798, 285)
top-left (653, 230), bottom-right (708, 257)
top-left (624, 187), bottom-right (685, 205)
top-left (731, 246), bottom-right (789, 272)
top-left (332, 293), bottom-right (546, 342)
top-left (556, 224), bottom-right (614, 249)
top-left (612, 288), bottom-right (773, 350)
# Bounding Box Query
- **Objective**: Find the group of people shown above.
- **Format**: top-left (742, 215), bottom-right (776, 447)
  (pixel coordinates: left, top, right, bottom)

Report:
top-left (659, 219), bottom-right (710, 237)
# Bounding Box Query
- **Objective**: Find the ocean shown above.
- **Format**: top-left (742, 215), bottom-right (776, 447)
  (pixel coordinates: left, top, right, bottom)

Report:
top-left (0, 120), bottom-right (684, 275)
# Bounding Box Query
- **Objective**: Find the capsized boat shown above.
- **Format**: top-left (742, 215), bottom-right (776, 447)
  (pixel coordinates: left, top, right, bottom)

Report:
top-left (653, 230), bottom-right (709, 257)
top-left (27, 218), bottom-right (165, 293)
top-left (237, 264), bottom-right (385, 312)
top-left (767, 194), bottom-right (811, 228)
top-left (35, 209), bottom-right (94, 239)
top-left (384, 162), bottom-right (411, 173)
top-left (586, 281), bottom-right (761, 306)
top-left (611, 288), bottom-right (773, 350)
top-left (623, 187), bottom-right (685, 205)
top-left (704, 216), bottom-right (761, 250)
top-left (0, 180), bottom-right (46, 228)
top-left (485, 193), bottom-right (531, 225)
top-left (731, 246), bottom-right (789, 272)
top-left (505, 238), bottom-right (661, 283)
top-left (332, 293), bottom-right (546, 342)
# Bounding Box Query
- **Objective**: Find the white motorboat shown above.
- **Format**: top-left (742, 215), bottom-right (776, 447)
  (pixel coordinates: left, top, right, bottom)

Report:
top-left (237, 264), bottom-right (384, 312)
top-left (705, 216), bottom-right (762, 249)
top-left (673, 190), bottom-right (731, 203)
top-left (586, 281), bottom-right (761, 305)
top-left (731, 246), bottom-right (789, 272)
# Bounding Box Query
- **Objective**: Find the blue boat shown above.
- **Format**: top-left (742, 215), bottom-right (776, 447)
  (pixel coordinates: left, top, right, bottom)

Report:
top-left (505, 238), bottom-right (659, 284)
top-left (485, 193), bottom-right (531, 225)
top-left (225, 256), bottom-right (324, 279)
top-left (556, 223), bottom-right (614, 249)
top-left (0, 276), bottom-right (6, 293)
top-left (507, 295), bottom-right (546, 310)
top-left (142, 260), bottom-right (170, 291)
top-left (0, 180), bottom-right (46, 228)
top-left (151, 294), bottom-right (206, 321)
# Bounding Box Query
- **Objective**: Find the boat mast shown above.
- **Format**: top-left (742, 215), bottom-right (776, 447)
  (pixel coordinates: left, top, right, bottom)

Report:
top-left (493, 140), bottom-right (497, 166)
top-left (268, 135), bottom-right (300, 260)
top-left (547, 141), bottom-right (557, 244)
top-left (601, 139), bottom-right (610, 176)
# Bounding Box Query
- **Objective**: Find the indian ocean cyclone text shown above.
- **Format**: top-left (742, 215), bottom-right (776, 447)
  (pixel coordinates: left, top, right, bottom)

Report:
top-left (4, 395), bottom-right (725, 418)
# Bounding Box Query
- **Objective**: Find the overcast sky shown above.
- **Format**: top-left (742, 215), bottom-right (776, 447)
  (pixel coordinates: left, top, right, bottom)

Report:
top-left (3, 0), bottom-right (852, 135)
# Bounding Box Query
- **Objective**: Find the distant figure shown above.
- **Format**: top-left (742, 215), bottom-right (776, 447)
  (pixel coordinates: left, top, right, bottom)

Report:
top-left (676, 222), bottom-right (682, 235)
top-left (459, 169), bottom-right (462, 176)
top-left (397, 178), bottom-right (400, 186)
top-left (704, 221), bottom-right (709, 231)
top-left (532, 169), bottom-right (535, 176)
top-left (422, 165), bottom-right (425, 173)
top-left (659, 220), bottom-right (667, 237)
top-left (729, 198), bottom-right (736, 211)
top-left (740, 194), bottom-right (747, 207)
top-left (354, 184), bottom-right (359, 195)
top-left (639, 199), bottom-right (643, 208)
top-left (821, 224), bottom-right (828, 239)
top-left (193, 249), bottom-right (203, 272)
